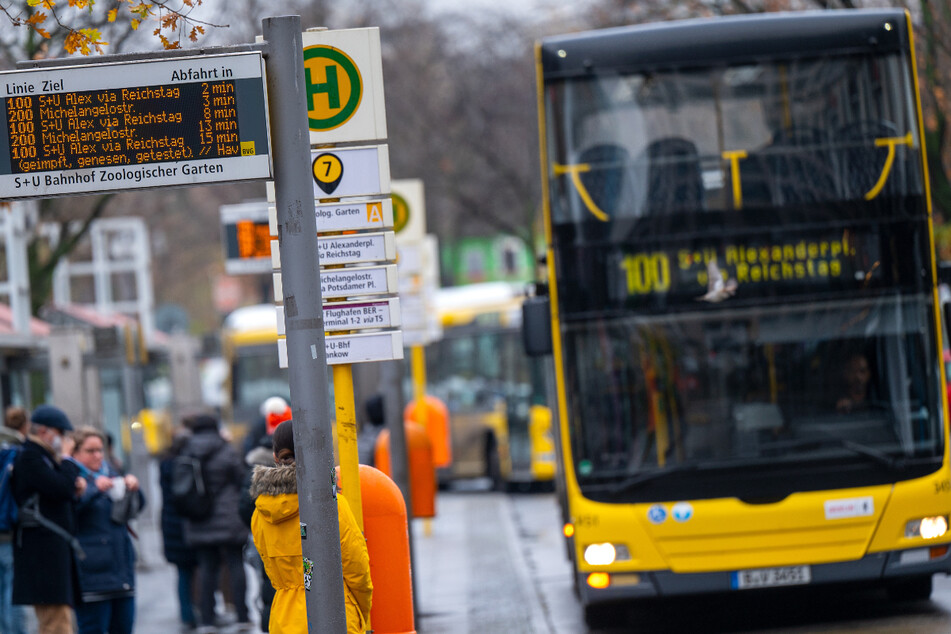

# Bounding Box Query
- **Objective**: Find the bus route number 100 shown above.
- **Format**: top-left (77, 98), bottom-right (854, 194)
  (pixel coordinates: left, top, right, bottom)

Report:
top-left (620, 252), bottom-right (670, 295)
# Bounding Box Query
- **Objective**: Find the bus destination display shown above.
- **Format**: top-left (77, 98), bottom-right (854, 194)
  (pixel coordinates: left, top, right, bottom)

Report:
top-left (0, 52), bottom-right (270, 199)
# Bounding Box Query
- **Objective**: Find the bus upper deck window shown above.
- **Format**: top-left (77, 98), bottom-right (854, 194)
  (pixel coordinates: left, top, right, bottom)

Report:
top-left (642, 137), bottom-right (704, 215)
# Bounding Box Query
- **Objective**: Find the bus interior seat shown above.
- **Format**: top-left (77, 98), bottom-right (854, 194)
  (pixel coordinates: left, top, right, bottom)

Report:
top-left (836, 120), bottom-right (902, 199)
top-left (577, 144), bottom-right (633, 216)
top-left (642, 137), bottom-right (704, 214)
top-left (767, 127), bottom-right (836, 204)
top-left (737, 153), bottom-right (773, 209)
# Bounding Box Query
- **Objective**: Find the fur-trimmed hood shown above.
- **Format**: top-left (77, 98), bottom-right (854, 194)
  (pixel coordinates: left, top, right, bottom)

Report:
top-left (251, 463), bottom-right (299, 526)
top-left (250, 463), bottom-right (297, 498)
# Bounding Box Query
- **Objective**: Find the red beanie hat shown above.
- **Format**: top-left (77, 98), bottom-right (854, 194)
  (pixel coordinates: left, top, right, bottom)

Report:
top-left (262, 397), bottom-right (292, 435)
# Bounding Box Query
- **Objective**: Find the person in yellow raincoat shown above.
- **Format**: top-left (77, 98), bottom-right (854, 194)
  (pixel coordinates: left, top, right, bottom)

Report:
top-left (250, 420), bottom-right (372, 633)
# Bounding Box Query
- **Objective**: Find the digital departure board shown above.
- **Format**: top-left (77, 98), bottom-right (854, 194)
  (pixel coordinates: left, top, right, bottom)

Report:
top-left (0, 52), bottom-right (270, 199)
top-left (220, 201), bottom-right (272, 275)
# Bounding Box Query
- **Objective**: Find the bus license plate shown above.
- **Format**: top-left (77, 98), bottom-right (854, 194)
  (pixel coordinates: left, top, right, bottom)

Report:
top-left (731, 565), bottom-right (811, 589)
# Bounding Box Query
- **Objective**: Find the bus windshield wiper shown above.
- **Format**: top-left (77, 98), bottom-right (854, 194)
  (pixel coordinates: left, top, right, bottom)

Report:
top-left (584, 463), bottom-right (700, 496)
top-left (767, 436), bottom-right (905, 471)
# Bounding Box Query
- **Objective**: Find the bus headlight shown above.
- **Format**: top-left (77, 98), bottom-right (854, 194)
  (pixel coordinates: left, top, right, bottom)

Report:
top-left (905, 516), bottom-right (949, 539)
top-left (583, 542), bottom-right (631, 565)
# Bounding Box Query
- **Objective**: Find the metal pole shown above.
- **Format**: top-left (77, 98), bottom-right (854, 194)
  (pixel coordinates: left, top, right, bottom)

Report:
top-left (262, 15), bottom-right (347, 633)
top-left (380, 358), bottom-right (417, 621)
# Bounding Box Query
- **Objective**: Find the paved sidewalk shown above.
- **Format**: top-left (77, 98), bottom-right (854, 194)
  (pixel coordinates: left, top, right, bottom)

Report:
top-left (135, 511), bottom-right (263, 634)
top-left (17, 474), bottom-right (573, 633)
top-left (135, 481), bottom-right (573, 633)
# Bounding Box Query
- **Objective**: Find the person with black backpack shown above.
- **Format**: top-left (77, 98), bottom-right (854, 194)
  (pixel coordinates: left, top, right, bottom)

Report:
top-left (159, 427), bottom-right (199, 632)
top-left (178, 413), bottom-right (251, 633)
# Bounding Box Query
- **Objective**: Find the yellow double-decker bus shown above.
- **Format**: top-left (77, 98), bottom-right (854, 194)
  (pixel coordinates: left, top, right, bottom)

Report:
top-left (430, 282), bottom-right (556, 490)
top-left (529, 9), bottom-right (951, 625)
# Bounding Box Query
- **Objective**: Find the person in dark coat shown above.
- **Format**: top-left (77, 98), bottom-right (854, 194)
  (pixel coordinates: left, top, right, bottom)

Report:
top-left (159, 428), bottom-right (198, 631)
top-left (181, 413), bottom-right (251, 633)
top-left (69, 427), bottom-right (144, 634)
top-left (12, 405), bottom-right (86, 634)
top-left (358, 394), bottom-right (386, 466)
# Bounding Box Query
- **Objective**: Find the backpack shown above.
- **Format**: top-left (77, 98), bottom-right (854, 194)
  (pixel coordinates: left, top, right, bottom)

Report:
top-left (0, 443), bottom-right (21, 532)
top-left (170, 448), bottom-right (217, 521)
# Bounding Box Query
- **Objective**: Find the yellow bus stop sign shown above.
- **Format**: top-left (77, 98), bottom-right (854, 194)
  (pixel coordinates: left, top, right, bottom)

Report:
top-left (391, 191), bottom-right (410, 234)
top-left (304, 46), bottom-right (363, 132)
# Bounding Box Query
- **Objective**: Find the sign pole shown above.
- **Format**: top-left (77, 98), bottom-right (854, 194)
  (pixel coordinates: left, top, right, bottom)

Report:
top-left (381, 357), bottom-right (418, 619)
top-left (411, 345), bottom-right (427, 404)
top-left (262, 15), bottom-right (346, 633)
top-left (334, 363), bottom-right (364, 529)
top-left (409, 343), bottom-right (435, 536)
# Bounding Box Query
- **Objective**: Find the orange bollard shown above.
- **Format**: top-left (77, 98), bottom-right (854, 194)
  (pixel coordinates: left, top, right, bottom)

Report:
top-left (404, 395), bottom-right (451, 469)
top-left (373, 421), bottom-right (436, 518)
top-left (338, 465), bottom-right (416, 634)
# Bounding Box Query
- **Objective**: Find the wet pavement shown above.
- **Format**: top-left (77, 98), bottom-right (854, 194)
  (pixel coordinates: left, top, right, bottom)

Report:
top-left (15, 471), bottom-right (951, 633)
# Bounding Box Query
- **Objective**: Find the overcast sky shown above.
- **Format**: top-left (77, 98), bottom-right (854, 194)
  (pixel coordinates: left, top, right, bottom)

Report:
top-left (426, 0), bottom-right (595, 20)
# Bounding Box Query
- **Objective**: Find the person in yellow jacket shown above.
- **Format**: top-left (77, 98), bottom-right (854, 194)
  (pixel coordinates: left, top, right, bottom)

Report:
top-left (250, 419), bottom-right (372, 633)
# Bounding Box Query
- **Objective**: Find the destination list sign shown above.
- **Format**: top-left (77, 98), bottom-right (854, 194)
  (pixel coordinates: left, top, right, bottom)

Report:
top-left (275, 298), bottom-right (400, 335)
top-left (317, 231), bottom-right (395, 266)
top-left (323, 298), bottom-right (400, 331)
top-left (278, 331), bottom-right (404, 367)
top-left (272, 265), bottom-right (399, 301)
top-left (0, 52), bottom-right (270, 198)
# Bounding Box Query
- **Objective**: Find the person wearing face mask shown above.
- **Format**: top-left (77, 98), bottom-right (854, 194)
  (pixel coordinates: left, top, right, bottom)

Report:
top-left (11, 405), bottom-right (87, 634)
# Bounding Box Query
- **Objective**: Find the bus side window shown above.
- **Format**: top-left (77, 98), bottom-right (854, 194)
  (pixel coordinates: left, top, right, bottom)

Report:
top-left (577, 144), bottom-right (634, 217)
top-left (642, 137), bottom-right (704, 214)
top-left (767, 127), bottom-right (836, 205)
top-left (836, 120), bottom-right (902, 199)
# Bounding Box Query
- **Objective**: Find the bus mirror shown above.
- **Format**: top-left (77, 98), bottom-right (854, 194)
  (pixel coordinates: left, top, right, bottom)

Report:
top-left (522, 295), bottom-right (553, 357)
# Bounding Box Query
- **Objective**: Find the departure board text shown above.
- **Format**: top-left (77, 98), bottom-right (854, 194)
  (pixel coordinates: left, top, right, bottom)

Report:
top-left (0, 52), bottom-right (270, 199)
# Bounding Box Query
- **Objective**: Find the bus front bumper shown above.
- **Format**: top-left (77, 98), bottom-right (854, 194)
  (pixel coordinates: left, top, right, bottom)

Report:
top-left (579, 545), bottom-right (951, 605)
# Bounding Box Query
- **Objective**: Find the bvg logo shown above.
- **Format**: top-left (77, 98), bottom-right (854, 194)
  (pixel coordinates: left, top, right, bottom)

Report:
top-left (303, 45), bottom-right (363, 132)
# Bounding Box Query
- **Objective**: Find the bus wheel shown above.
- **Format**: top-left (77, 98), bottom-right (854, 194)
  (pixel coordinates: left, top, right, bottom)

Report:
top-left (886, 575), bottom-right (933, 601)
top-left (485, 435), bottom-right (504, 491)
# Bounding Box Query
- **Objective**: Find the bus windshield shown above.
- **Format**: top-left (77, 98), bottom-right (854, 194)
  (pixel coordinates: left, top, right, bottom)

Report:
top-left (427, 283), bottom-right (552, 482)
top-left (547, 53), bottom-right (921, 225)
top-left (566, 296), bottom-right (943, 501)
top-left (544, 46), bottom-right (942, 502)
top-left (231, 344), bottom-right (291, 413)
